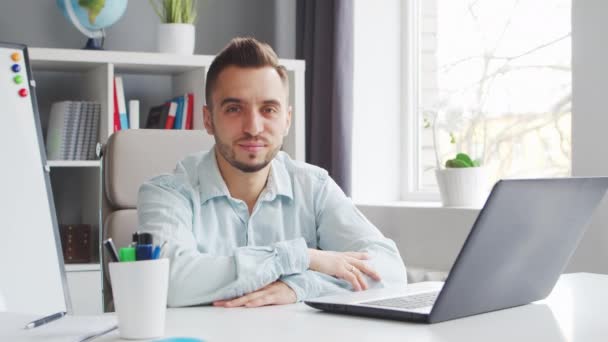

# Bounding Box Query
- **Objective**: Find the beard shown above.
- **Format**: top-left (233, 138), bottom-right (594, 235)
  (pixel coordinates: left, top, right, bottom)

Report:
top-left (215, 134), bottom-right (281, 173)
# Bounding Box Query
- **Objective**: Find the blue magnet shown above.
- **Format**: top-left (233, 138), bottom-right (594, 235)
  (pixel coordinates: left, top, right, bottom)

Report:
top-left (11, 64), bottom-right (21, 73)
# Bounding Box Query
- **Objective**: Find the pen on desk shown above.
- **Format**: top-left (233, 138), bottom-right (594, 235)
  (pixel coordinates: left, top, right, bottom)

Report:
top-left (103, 238), bottom-right (120, 262)
top-left (24, 311), bottom-right (66, 329)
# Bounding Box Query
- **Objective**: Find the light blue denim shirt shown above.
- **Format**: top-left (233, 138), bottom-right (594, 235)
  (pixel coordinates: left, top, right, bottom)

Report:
top-left (137, 149), bottom-right (408, 307)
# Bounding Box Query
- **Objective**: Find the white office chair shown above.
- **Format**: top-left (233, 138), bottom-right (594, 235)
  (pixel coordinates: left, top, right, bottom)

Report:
top-left (101, 129), bottom-right (209, 311)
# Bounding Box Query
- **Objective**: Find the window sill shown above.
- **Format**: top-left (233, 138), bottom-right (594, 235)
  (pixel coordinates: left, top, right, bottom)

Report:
top-left (354, 201), bottom-right (482, 211)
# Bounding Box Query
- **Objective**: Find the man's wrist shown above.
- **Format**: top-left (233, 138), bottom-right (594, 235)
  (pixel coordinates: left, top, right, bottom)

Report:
top-left (307, 248), bottom-right (318, 271)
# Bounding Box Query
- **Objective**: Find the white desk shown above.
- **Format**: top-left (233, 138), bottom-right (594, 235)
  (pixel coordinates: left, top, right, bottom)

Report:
top-left (93, 273), bottom-right (608, 342)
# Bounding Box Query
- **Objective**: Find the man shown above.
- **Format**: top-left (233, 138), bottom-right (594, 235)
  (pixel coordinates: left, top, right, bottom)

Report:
top-left (138, 37), bottom-right (407, 308)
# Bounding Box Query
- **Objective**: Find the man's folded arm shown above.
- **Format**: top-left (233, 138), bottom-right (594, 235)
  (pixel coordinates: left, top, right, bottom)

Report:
top-left (137, 177), bottom-right (309, 307)
top-left (281, 177), bottom-right (408, 301)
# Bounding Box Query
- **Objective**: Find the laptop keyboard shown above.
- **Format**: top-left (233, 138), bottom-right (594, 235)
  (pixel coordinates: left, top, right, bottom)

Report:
top-left (361, 291), bottom-right (440, 310)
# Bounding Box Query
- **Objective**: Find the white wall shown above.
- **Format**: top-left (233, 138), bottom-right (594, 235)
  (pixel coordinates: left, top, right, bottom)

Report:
top-left (568, 0), bottom-right (608, 274)
top-left (0, 0), bottom-right (293, 57)
top-left (352, 0), bottom-right (402, 202)
top-left (358, 205), bottom-right (478, 272)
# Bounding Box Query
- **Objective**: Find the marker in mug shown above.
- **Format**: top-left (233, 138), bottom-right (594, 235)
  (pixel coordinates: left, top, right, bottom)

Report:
top-left (103, 238), bottom-right (120, 262)
top-left (136, 232), bottom-right (154, 260)
top-left (119, 247), bottom-right (136, 262)
top-left (153, 241), bottom-right (167, 259)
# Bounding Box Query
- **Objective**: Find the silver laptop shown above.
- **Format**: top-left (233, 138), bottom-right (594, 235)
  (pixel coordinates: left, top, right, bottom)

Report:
top-left (305, 177), bottom-right (608, 323)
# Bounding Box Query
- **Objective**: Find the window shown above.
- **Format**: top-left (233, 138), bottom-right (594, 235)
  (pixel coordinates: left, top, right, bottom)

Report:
top-left (353, 0), bottom-right (572, 202)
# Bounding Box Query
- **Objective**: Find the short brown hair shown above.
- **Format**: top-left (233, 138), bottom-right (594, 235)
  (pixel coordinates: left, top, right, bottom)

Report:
top-left (205, 37), bottom-right (289, 108)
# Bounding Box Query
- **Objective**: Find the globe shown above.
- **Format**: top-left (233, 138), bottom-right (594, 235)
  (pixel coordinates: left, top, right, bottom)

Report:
top-left (57, 0), bottom-right (128, 49)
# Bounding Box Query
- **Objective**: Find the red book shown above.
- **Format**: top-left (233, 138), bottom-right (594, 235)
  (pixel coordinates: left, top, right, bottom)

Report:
top-left (113, 78), bottom-right (120, 132)
top-left (186, 93), bottom-right (194, 130)
top-left (164, 102), bottom-right (178, 129)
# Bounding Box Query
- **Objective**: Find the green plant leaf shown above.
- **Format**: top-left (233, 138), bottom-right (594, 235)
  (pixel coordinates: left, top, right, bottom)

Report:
top-left (445, 159), bottom-right (470, 168)
top-left (455, 153), bottom-right (474, 167)
top-left (150, 0), bottom-right (198, 23)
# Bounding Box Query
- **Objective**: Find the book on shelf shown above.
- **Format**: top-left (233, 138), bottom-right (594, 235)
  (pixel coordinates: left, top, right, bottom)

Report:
top-left (165, 101), bottom-right (178, 129)
top-left (144, 93), bottom-right (194, 130)
top-left (172, 95), bottom-right (185, 129)
top-left (87, 104), bottom-right (100, 160)
top-left (186, 93), bottom-right (194, 129)
top-left (45, 101), bottom-right (101, 161)
top-left (73, 102), bottom-right (88, 160)
top-left (145, 103), bottom-right (169, 129)
top-left (114, 76), bottom-right (129, 130)
top-left (128, 99), bottom-right (140, 129)
top-left (113, 78), bottom-right (120, 132)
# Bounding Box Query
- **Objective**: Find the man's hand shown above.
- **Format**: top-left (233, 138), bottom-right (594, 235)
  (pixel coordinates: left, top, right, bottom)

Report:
top-left (308, 249), bottom-right (382, 291)
top-left (213, 281), bottom-right (297, 308)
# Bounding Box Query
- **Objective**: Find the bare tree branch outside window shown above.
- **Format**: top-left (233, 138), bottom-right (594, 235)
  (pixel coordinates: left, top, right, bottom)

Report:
top-left (420, 0), bottom-right (571, 187)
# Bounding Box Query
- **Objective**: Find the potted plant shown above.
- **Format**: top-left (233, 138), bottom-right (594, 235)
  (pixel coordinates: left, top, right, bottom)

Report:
top-left (150, 0), bottom-right (198, 55)
top-left (428, 109), bottom-right (490, 208)
top-left (435, 152), bottom-right (490, 208)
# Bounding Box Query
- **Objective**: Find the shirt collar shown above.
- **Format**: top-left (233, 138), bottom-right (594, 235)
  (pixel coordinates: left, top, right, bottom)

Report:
top-left (197, 149), bottom-right (294, 204)
top-left (265, 154), bottom-right (293, 201)
top-left (197, 149), bottom-right (231, 204)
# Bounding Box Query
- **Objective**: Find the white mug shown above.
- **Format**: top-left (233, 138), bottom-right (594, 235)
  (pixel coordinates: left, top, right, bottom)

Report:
top-left (109, 258), bottom-right (169, 339)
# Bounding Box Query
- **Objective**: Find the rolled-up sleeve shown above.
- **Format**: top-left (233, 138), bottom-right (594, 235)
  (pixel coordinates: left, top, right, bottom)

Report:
top-left (281, 176), bottom-right (408, 301)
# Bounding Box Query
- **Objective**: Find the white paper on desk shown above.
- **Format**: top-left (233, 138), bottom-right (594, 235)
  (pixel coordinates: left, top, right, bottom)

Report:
top-left (0, 312), bottom-right (117, 342)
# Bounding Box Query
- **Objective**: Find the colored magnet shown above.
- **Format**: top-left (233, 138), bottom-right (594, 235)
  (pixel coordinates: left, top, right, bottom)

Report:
top-left (13, 75), bottom-right (23, 84)
top-left (11, 64), bottom-right (21, 73)
top-left (19, 88), bottom-right (28, 97)
top-left (11, 52), bottom-right (21, 62)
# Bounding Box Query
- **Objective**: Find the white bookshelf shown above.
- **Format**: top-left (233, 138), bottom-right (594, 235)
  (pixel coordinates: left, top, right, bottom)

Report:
top-left (28, 48), bottom-right (306, 314)
top-left (29, 48), bottom-right (306, 159)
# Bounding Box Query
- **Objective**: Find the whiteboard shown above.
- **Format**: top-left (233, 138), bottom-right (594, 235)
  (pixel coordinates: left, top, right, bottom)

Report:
top-left (0, 43), bottom-right (70, 315)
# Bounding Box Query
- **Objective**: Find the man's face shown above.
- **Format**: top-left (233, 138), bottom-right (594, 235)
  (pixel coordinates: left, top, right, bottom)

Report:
top-left (203, 66), bottom-right (291, 173)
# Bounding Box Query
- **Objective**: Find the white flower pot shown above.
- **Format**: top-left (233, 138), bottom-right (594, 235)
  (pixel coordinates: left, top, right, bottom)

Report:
top-left (157, 23), bottom-right (195, 55)
top-left (435, 167), bottom-right (490, 208)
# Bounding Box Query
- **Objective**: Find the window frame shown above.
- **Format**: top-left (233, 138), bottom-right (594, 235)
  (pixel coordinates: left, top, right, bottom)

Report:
top-left (400, 0), bottom-right (441, 201)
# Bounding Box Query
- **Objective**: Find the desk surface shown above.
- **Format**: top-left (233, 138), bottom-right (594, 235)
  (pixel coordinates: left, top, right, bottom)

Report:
top-left (92, 273), bottom-right (608, 342)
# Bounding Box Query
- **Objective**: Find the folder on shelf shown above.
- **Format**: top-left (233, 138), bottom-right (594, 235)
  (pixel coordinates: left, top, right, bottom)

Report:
top-left (87, 104), bottom-right (100, 160)
top-left (186, 93), bottom-right (194, 130)
top-left (45, 101), bottom-right (101, 161)
top-left (128, 100), bottom-right (140, 129)
top-left (145, 103), bottom-right (170, 129)
top-left (172, 95), bottom-right (185, 129)
top-left (73, 103), bottom-right (88, 160)
top-left (165, 101), bottom-right (178, 129)
top-left (113, 78), bottom-right (120, 132)
top-left (180, 94), bottom-right (189, 130)
top-left (46, 101), bottom-right (74, 160)
top-left (114, 76), bottom-right (129, 130)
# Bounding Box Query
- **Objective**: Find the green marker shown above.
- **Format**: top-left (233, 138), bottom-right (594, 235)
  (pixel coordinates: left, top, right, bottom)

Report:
top-left (119, 247), bottom-right (136, 262)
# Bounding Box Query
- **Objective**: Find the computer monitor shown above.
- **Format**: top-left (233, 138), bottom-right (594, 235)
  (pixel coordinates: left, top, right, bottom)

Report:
top-left (0, 42), bottom-right (71, 315)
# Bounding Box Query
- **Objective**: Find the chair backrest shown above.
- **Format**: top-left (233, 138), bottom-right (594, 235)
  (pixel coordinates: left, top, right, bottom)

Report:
top-left (102, 129), bottom-right (211, 311)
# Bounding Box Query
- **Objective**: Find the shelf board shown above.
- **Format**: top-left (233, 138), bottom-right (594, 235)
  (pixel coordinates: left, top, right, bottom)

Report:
top-left (28, 48), bottom-right (305, 74)
top-left (47, 160), bottom-right (100, 168)
top-left (65, 263), bottom-right (101, 272)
